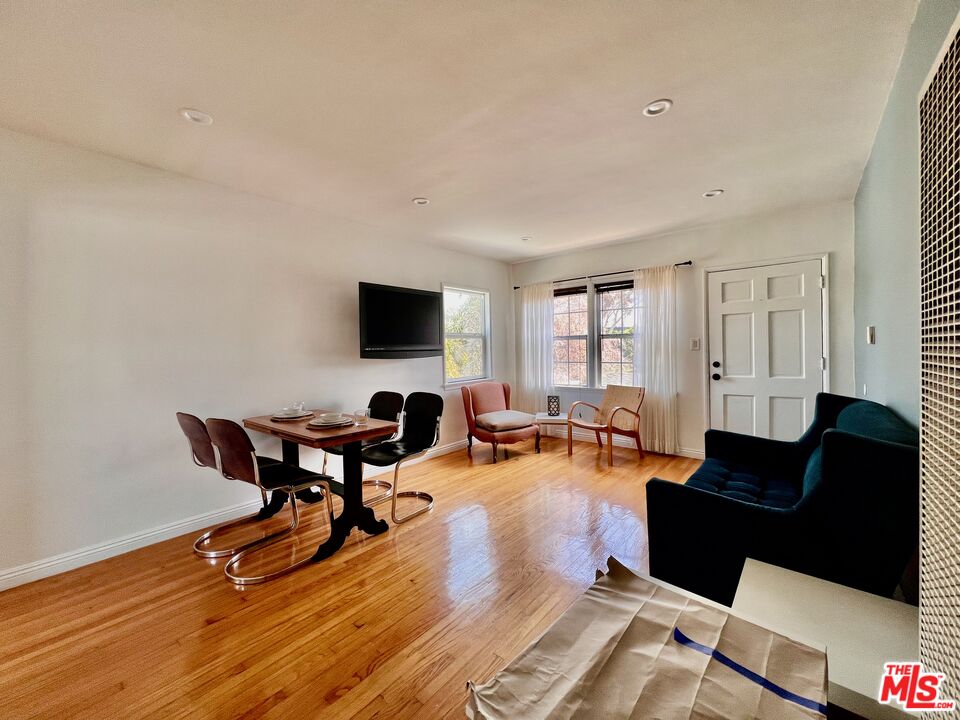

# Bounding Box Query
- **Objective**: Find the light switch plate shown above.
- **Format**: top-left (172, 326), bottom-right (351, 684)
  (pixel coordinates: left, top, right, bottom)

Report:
top-left (866, 325), bottom-right (876, 345)
top-left (690, 338), bottom-right (701, 351)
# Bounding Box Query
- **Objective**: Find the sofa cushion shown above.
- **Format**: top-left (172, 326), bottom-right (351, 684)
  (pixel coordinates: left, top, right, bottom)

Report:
top-left (476, 410), bottom-right (535, 432)
top-left (685, 458), bottom-right (800, 509)
top-left (836, 402), bottom-right (918, 447)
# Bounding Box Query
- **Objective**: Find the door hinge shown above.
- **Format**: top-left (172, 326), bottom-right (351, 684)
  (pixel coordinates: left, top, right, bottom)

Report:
top-left (820, 356), bottom-right (827, 371)
top-left (819, 275), bottom-right (826, 289)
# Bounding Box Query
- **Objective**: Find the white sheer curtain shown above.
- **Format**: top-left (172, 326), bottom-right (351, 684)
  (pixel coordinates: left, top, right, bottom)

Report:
top-left (633, 265), bottom-right (678, 454)
top-left (517, 282), bottom-right (554, 413)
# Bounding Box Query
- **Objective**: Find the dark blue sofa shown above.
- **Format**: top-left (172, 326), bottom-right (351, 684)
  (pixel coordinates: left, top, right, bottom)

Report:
top-left (646, 393), bottom-right (919, 605)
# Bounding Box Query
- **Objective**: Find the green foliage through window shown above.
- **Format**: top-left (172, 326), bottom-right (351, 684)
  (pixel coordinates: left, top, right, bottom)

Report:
top-left (444, 287), bottom-right (489, 382)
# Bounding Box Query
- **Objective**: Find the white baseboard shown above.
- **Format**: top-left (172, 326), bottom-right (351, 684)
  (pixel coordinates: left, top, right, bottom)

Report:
top-left (544, 424), bottom-right (637, 447)
top-left (0, 437), bottom-right (471, 592)
top-left (545, 425), bottom-right (705, 459)
top-left (0, 498), bottom-right (264, 592)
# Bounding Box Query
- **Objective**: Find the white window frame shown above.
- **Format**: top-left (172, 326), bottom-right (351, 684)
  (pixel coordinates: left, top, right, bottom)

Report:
top-left (551, 283), bottom-right (591, 389)
top-left (551, 274), bottom-right (636, 390)
top-left (594, 280), bottom-right (636, 388)
top-left (442, 284), bottom-right (492, 387)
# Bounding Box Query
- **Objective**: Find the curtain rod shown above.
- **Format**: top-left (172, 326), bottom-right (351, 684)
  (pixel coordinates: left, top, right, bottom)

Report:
top-left (512, 260), bottom-right (692, 290)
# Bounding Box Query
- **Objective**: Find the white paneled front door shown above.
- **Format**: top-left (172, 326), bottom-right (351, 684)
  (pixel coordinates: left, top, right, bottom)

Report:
top-left (707, 259), bottom-right (824, 440)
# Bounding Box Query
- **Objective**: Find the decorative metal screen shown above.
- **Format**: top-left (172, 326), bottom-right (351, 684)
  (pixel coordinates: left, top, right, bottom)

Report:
top-left (920, 24), bottom-right (960, 710)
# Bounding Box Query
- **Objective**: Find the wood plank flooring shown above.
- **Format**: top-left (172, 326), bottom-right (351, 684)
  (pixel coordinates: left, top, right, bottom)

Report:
top-left (0, 438), bottom-right (699, 719)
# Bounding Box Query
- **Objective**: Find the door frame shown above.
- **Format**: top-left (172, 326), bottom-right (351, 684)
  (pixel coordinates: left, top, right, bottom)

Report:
top-left (700, 253), bottom-right (832, 434)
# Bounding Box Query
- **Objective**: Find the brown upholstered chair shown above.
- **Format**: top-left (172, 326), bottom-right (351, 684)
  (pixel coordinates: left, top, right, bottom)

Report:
top-left (177, 412), bottom-right (282, 558)
top-left (461, 381), bottom-right (540, 463)
top-left (567, 385), bottom-right (646, 465)
top-left (205, 418), bottom-right (340, 585)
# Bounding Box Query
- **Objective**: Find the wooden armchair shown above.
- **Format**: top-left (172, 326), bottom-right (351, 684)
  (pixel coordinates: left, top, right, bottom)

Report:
top-left (567, 384), bottom-right (646, 465)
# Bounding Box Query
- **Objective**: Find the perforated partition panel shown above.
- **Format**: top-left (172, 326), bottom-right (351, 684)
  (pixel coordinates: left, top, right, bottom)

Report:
top-left (920, 23), bottom-right (960, 711)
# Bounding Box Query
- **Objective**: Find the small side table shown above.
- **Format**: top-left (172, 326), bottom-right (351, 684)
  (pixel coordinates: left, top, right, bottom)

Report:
top-left (534, 411), bottom-right (568, 428)
top-left (534, 412), bottom-right (568, 445)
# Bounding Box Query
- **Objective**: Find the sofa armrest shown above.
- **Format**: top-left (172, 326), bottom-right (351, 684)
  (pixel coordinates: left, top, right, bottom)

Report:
top-left (704, 429), bottom-right (805, 470)
top-left (647, 478), bottom-right (797, 605)
top-left (806, 429), bottom-right (920, 596)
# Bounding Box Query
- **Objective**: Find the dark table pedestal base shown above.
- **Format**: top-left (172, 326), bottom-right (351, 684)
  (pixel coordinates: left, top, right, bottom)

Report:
top-left (265, 439), bottom-right (387, 554)
top-left (254, 440), bottom-right (335, 518)
top-left (310, 440), bottom-right (388, 560)
top-left (258, 486), bottom-right (327, 519)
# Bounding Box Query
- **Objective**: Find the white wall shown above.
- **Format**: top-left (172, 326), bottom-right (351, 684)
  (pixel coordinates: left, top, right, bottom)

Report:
top-left (510, 202), bottom-right (855, 455)
top-left (854, 0), bottom-right (960, 427)
top-left (0, 128), bottom-right (513, 581)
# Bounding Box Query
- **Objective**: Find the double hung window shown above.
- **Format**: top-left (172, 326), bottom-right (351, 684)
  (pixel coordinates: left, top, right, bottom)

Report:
top-left (552, 279), bottom-right (635, 388)
top-left (443, 286), bottom-right (491, 384)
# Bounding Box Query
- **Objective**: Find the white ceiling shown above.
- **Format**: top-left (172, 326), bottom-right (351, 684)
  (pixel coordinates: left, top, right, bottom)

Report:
top-left (0, 1), bottom-right (917, 261)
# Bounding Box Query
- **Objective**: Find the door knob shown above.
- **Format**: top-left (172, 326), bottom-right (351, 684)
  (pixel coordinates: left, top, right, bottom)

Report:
top-left (711, 373), bottom-right (721, 381)
top-left (712, 361), bottom-right (721, 368)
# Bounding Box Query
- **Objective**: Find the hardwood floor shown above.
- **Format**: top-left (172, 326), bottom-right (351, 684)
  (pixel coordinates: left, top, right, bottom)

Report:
top-left (0, 438), bottom-right (699, 719)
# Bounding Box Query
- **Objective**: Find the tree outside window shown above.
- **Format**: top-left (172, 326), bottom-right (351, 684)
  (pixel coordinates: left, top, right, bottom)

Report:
top-left (597, 285), bottom-right (635, 387)
top-left (552, 290), bottom-right (588, 387)
top-left (551, 280), bottom-right (636, 388)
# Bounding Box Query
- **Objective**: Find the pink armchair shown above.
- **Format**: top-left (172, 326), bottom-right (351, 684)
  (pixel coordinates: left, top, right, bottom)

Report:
top-left (461, 381), bottom-right (540, 463)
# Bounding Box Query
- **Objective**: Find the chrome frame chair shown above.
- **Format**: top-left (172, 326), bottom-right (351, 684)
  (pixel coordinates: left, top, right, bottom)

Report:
top-left (177, 412), bottom-right (282, 559)
top-left (322, 390), bottom-right (404, 506)
top-left (205, 418), bottom-right (341, 585)
top-left (360, 392), bottom-right (442, 523)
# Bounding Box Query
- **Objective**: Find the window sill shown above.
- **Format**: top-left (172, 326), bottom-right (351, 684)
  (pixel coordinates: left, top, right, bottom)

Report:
top-left (443, 377), bottom-right (493, 390)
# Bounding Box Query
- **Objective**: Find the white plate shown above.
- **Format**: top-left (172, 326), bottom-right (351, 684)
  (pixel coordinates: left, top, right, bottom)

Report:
top-left (310, 416), bottom-right (352, 424)
top-left (272, 411), bottom-right (313, 422)
top-left (308, 419), bottom-right (354, 429)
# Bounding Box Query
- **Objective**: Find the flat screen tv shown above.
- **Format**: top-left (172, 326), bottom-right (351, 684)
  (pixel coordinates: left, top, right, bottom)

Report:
top-left (359, 282), bottom-right (443, 358)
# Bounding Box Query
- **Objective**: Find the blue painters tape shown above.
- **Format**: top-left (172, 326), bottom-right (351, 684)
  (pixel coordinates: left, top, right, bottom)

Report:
top-left (673, 626), bottom-right (828, 716)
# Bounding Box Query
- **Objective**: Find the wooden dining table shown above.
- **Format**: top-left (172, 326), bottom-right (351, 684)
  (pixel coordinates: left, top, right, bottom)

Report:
top-left (243, 410), bottom-right (399, 561)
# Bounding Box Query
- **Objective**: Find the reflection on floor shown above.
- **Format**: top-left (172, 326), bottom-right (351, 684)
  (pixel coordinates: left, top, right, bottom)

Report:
top-left (0, 437), bottom-right (699, 719)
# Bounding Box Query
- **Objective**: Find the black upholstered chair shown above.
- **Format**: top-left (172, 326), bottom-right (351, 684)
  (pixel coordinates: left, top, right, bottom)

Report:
top-left (177, 412), bottom-right (282, 559)
top-left (205, 418), bottom-right (343, 585)
top-left (322, 390), bottom-right (404, 505)
top-left (361, 392), bottom-right (442, 523)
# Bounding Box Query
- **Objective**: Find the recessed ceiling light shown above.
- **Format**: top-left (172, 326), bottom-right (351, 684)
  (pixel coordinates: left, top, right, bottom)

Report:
top-left (412, 197), bottom-right (430, 206)
top-left (642, 98), bottom-right (673, 117)
top-left (703, 189), bottom-right (724, 198)
top-left (179, 107), bottom-right (213, 125)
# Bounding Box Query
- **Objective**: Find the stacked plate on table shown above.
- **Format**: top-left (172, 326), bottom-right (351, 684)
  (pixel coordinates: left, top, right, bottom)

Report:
top-left (307, 412), bottom-right (355, 429)
top-left (271, 407), bottom-right (314, 422)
